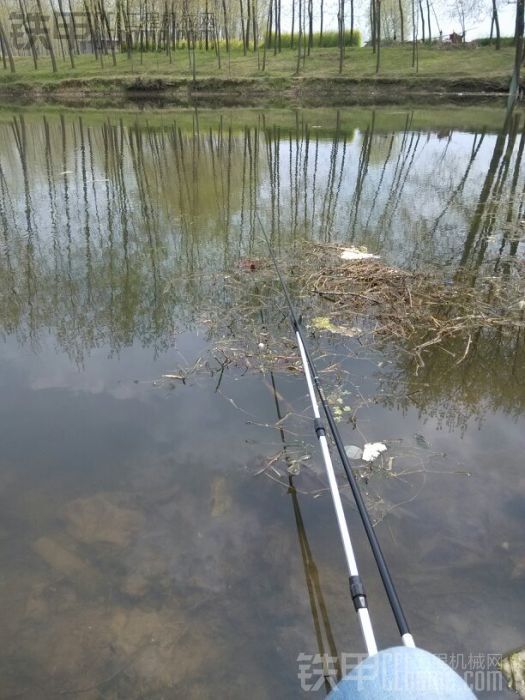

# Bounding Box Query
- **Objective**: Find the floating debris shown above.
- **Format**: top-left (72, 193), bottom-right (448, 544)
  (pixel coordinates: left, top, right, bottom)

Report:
top-left (414, 433), bottom-right (430, 450)
top-left (500, 646), bottom-right (525, 698)
top-left (345, 445), bottom-right (364, 460)
top-left (340, 247), bottom-right (381, 261)
top-left (210, 477), bottom-right (233, 517)
top-left (311, 316), bottom-right (362, 337)
top-left (362, 443), bottom-right (388, 462)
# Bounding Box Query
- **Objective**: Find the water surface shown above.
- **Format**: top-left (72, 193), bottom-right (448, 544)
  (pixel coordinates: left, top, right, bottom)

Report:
top-left (0, 106), bottom-right (523, 698)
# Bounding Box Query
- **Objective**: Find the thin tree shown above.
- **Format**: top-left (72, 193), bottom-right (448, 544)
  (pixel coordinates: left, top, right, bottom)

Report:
top-left (57, 0), bottom-right (75, 67)
top-left (418, 0), bottom-right (425, 42)
top-left (371, 0), bottom-right (376, 52)
top-left (0, 28), bottom-right (5, 70)
top-left (275, 0), bottom-right (279, 53)
top-left (338, 0), bottom-right (345, 72)
top-left (399, 0), bottom-right (404, 41)
top-left (0, 17), bottom-right (16, 72)
top-left (123, 0), bottom-right (133, 58)
top-left (376, 0), bottom-right (381, 72)
top-left (51, 6), bottom-right (66, 62)
top-left (246, 0), bottom-right (251, 48)
top-left (83, 0), bottom-right (99, 60)
top-left (221, 0), bottom-right (230, 53)
top-left (98, 0), bottom-right (117, 66)
top-left (240, 0), bottom-right (247, 54)
top-left (426, 0), bottom-right (432, 41)
top-left (307, 0), bottom-right (313, 52)
top-left (262, 0), bottom-right (271, 69)
top-left (251, 0), bottom-right (257, 52)
top-left (295, 0), bottom-right (302, 72)
top-left (491, 0), bottom-right (501, 49)
top-left (18, 0), bottom-right (39, 69)
top-left (291, 0), bottom-right (295, 47)
top-left (67, 0), bottom-right (80, 54)
top-left (508, 0), bottom-right (524, 109)
top-left (412, 0), bottom-right (417, 67)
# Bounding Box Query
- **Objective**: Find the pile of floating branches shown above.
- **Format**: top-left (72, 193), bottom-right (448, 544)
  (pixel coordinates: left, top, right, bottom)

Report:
top-left (298, 242), bottom-right (525, 368)
top-left (160, 241), bottom-right (524, 387)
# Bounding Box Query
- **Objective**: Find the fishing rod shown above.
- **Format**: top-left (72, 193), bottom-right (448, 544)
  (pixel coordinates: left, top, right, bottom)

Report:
top-left (258, 216), bottom-right (415, 653)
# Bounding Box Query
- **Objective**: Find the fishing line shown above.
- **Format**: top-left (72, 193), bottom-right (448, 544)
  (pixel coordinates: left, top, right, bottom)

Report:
top-left (257, 213), bottom-right (415, 648)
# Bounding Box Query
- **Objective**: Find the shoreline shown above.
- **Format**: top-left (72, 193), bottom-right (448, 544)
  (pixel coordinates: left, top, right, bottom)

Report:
top-left (0, 75), bottom-right (511, 107)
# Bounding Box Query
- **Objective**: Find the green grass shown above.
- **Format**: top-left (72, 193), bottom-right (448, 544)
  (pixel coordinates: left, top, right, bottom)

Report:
top-left (0, 45), bottom-right (516, 86)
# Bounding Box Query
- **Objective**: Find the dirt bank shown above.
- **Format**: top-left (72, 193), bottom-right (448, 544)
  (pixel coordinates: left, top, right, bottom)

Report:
top-left (0, 74), bottom-right (510, 107)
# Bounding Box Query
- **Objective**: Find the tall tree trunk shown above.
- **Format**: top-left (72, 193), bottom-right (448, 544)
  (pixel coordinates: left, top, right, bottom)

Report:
top-left (262, 0), bottom-right (270, 68)
top-left (291, 0), bottom-right (295, 47)
top-left (277, 0), bottom-right (281, 51)
top-left (274, 0), bottom-right (279, 53)
top-left (52, 8), bottom-right (66, 62)
top-left (57, 0), bottom-right (75, 67)
top-left (411, 0), bottom-right (416, 66)
top-left (83, 0), bottom-right (99, 59)
top-left (246, 0), bottom-right (251, 49)
top-left (221, 0), bottom-right (230, 52)
top-left (213, 0), bottom-right (221, 67)
top-left (124, 0), bottom-right (133, 57)
top-left (19, 0), bottom-right (39, 69)
top-left (68, 0), bottom-right (80, 54)
top-left (371, 0), bottom-right (376, 52)
top-left (267, 0), bottom-right (272, 47)
top-left (0, 29), bottom-right (6, 69)
top-left (350, 0), bottom-right (354, 42)
top-left (116, 0), bottom-right (123, 47)
top-left (0, 26), bottom-right (7, 70)
top-left (338, 0), bottom-right (345, 72)
top-left (320, 0), bottom-right (324, 44)
top-left (508, 0), bottom-right (524, 109)
top-left (375, 0), bottom-right (381, 72)
top-left (418, 0), bottom-right (425, 42)
top-left (296, 0), bottom-right (302, 72)
top-left (239, 0), bottom-right (247, 54)
top-left (251, 0), bottom-right (257, 51)
top-left (205, 0), bottom-right (209, 50)
top-left (398, 0), bottom-right (404, 41)
top-left (426, 0), bottom-right (432, 42)
top-left (492, 0), bottom-right (501, 50)
top-left (308, 0), bottom-right (313, 52)
top-left (99, 0), bottom-right (116, 65)
top-left (0, 17), bottom-right (16, 72)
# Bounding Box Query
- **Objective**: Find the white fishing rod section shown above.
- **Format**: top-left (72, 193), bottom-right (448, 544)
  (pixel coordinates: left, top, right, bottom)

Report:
top-left (257, 213), bottom-right (415, 650)
top-left (296, 330), bottom-right (378, 657)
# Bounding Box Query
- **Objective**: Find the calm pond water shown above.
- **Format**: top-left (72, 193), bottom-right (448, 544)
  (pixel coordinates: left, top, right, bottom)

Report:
top-left (0, 106), bottom-right (524, 699)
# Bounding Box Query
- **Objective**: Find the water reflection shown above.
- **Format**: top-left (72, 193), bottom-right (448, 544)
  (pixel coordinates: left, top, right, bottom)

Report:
top-left (0, 107), bottom-right (524, 698)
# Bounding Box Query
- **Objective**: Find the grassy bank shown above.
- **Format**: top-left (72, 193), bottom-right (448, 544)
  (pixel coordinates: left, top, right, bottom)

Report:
top-left (0, 45), bottom-right (515, 104)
